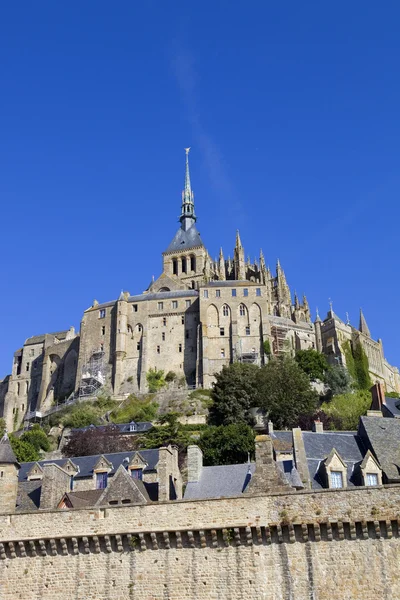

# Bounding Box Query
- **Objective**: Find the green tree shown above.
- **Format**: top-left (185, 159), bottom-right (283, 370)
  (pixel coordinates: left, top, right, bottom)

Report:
top-left (256, 357), bottom-right (318, 429)
top-left (20, 425), bottom-right (50, 452)
top-left (353, 342), bottom-right (372, 390)
top-left (208, 363), bottom-right (260, 426)
top-left (198, 423), bottom-right (255, 466)
top-left (141, 413), bottom-right (191, 453)
top-left (263, 339), bottom-right (272, 357)
top-left (9, 436), bottom-right (39, 462)
top-left (321, 389), bottom-right (371, 430)
top-left (295, 349), bottom-right (328, 381)
top-left (324, 364), bottom-right (351, 396)
top-left (146, 368), bottom-right (166, 393)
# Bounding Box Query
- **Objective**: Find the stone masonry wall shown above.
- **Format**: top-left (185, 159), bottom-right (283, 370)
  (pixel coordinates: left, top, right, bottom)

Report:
top-left (1, 485), bottom-right (400, 598)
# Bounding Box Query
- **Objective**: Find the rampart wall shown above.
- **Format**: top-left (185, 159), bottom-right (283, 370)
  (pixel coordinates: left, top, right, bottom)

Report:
top-left (1, 485), bottom-right (400, 599)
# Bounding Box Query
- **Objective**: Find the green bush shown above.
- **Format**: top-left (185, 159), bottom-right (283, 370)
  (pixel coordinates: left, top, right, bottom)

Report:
top-left (295, 349), bottom-right (328, 381)
top-left (165, 371), bottom-right (177, 383)
top-left (146, 368), bottom-right (166, 393)
top-left (321, 390), bottom-right (371, 430)
top-left (198, 423), bottom-right (255, 466)
top-left (111, 394), bottom-right (158, 423)
top-left (10, 436), bottom-right (39, 462)
top-left (20, 426), bottom-right (50, 452)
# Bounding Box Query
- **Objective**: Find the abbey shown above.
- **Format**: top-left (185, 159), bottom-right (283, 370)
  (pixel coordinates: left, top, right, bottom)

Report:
top-left (0, 150), bottom-right (399, 430)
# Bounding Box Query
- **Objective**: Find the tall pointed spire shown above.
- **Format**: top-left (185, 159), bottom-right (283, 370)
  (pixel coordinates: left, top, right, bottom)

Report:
top-left (235, 229), bottom-right (243, 248)
top-left (180, 148), bottom-right (196, 231)
top-left (359, 308), bottom-right (371, 337)
top-left (218, 247), bottom-right (226, 281)
top-left (234, 230), bottom-right (245, 280)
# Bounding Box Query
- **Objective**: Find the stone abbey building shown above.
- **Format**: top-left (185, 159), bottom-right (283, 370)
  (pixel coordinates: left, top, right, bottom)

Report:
top-left (1, 150), bottom-right (399, 430)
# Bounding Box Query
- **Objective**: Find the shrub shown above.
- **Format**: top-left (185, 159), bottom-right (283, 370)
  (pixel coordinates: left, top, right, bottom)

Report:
top-left (321, 390), bottom-right (371, 430)
top-left (146, 368), bottom-right (166, 393)
top-left (111, 394), bottom-right (158, 423)
top-left (20, 426), bottom-right (50, 452)
top-left (165, 371), bottom-right (177, 383)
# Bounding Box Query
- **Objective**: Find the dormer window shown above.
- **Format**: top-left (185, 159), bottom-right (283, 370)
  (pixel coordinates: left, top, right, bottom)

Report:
top-left (129, 422), bottom-right (137, 432)
top-left (130, 468), bottom-right (143, 480)
top-left (99, 309), bottom-right (106, 319)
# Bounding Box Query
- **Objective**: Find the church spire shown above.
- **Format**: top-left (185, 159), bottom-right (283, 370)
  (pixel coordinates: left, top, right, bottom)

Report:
top-left (359, 308), bottom-right (371, 338)
top-left (180, 148), bottom-right (196, 231)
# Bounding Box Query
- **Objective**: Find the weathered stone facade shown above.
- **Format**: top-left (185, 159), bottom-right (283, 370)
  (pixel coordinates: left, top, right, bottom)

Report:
top-left (1, 485), bottom-right (400, 599)
top-left (1, 150), bottom-right (398, 430)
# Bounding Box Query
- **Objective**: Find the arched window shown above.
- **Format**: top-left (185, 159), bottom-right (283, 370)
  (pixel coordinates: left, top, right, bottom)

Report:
top-left (190, 255), bottom-right (196, 272)
top-left (172, 258), bottom-right (178, 276)
top-left (181, 257), bottom-right (187, 274)
top-left (222, 305), bottom-right (229, 317)
top-left (239, 304), bottom-right (246, 317)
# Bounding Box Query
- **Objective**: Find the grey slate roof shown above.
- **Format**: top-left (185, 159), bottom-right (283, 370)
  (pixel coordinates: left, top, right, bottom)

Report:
top-left (0, 434), bottom-right (19, 465)
top-left (382, 396), bottom-right (400, 418)
top-left (70, 422), bottom-right (153, 436)
top-left (128, 290), bottom-right (199, 302)
top-left (18, 448), bottom-right (159, 482)
top-left (205, 281), bottom-right (257, 287)
top-left (358, 416), bottom-right (400, 481)
top-left (25, 330), bottom-right (70, 346)
top-left (302, 431), bottom-right (366, 490)
top-left (16, 480), bottom-right (42, 511)
top-left (164, 224), bottom-right (204, 254)
top-left (184, 463), bottom-right (255, 500)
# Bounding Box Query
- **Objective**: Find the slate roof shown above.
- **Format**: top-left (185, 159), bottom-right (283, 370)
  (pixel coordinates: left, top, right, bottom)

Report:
top-left (16, 480), bottom-right (42, 511)
top-left (0, 434), bottom-right (19, 465)
top-left (69, 422), bottom-right (153, 436)
top-left (25, 330), bottom-right (70, 346)
top-left (62, 489), bottom-right (103, 509)
top-left (358, 416), bottom-right (400, 481)
top-left (18, 448), bottom-right (159, 482)
top-left (184, 463), bottom-right (256, 500)
top-left (302, 431), bottom-right (366, 490)
top-left (382, 396), bottom-right (400, 418)
top-left (164, 224), bottom-right (204, 254)
top-left (128, 290), bottom-right (198, 302)
top-left (205, 281), bottom-right (257, 287)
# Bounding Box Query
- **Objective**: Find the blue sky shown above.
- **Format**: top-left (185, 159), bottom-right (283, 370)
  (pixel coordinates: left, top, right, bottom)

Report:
top-left (1, 2), bottom-right (400, 375)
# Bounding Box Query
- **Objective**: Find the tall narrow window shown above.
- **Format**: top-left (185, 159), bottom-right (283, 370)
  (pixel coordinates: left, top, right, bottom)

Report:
top-left (181, 257), bottom-right (187, 273)
top-left (220, 327), bottom-right (225, 336)
top-left (133, 304), bottom-right (138, 312)
top-left (239, 305), bottom-right (246, 316)
top-left (162, 332), bottom-right (165, 341)
top-left (245, 326), bottom-right (250, 336)
top-left (17, 382), bottom-right (20, 395)
top-left (99, 309), bottom-right (106, 318)
top-left (179, 343), bottom-right (182, 352)
top-left (216, 290), bottom-right (221, 298)
top-left (186, 300), bottom-right (191, 307)
top-left (181, 316), bottom-right (185, 324)
top-left (157, 345), bottom-right (160, 354)
top-left (172, 258), bottom-right (178, 275)
top-left (163, 317), bottom-right (167, 326)
top-left (137, 342), bottom-right (141, 351)
top-left (330, 471), bottom-right (343, 489)
top-left (172, 301), bottom-right (178, 309)
top-left (96, 472), bottom-right (108, 489)
top-left (256, 288), bottom-right (261, 297)
top-left (203, 290), bottom-right (208, 298)
top-left (220, 348), bottom-right (225, 358)
top-left (26, 362), bottom-right (30, 372)
top-left (158, 302), bottom-right (163, 310)
top-left (190, 255), bottom-right (196, 272)
top-left (101, 326), bottom-right (106, 335)
top-left (232, 289), bottom-right (237, 297)
top-left (222, 305), bottom-right (229, 317)
top-left (243, 288), bottom-right (248, 297)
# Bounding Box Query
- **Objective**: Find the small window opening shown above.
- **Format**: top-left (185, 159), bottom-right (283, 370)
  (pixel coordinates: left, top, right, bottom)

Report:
top-left (181, 257), bottom-right (187, 273)
top-left (243, 288), bottom-right (248, 297)
top-left (162, 332), bottom-right (165, 341)
top-left (99, 309), bottom-right (106, 318)
top-left (190, 256), bottom-right (196, 272)
top-left (222, 305), bottom-right (229, 317)
top-left (157, 345), bottom-right (160, 354)
top-left (158, 302), bottom-right (163, 310)
top-left (172, 258), bottom-right (178, 275)
top-left (109, 500), bottom-right (118, 505)
top-left (220, 348), bottom-right (225, 358)
top-left (220, 327), bottom-right (225, 336)
top-left (203, 290), bottom-right (208, 299)
top-left (121, 499), bottom-right (132, 504)
top-left (256, 288), bottom-right (261, 297)
top-left (186, 300), bottom-right (191, 308)
top-left (137, 342), bottom-right (141, 351)
top-left (216, 290), bottom-right (221, 298)
top-left (26, 362), bottom-right (30, 372)
top-left (245, 326), bottom-right (250, 336)
top-left (101, 326), bottom-right (106, 335)
top-left (179, 344), bottom-right (182, 353)
top-left (232, 289), bottom-right (237, 297)
top-left (181, 316), bottom-right (185, 325)
top-left (133, 304), bottom-right (138, 312)
top-left (172, 301), bottom-right (178, 309)
top-left (163, 317), bottom-right (167, 326)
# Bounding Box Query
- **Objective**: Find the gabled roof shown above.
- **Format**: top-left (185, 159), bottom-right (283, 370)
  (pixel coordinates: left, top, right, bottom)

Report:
top-left (60, 489), bottom-right (103, 509)
top-left (0, 434), bottom-right (19, 466)
top-left (70, 422), bottom-right (153, 436)
top-left (302, 431), bottom-right (366, 489)
top-left (95, 464), bottom-right (150, 506)
top-left (25, 330), bottom-right (71, 346)
top-left (18, 449), bottom-right (160, 482)
top-left (164, 224), bottom-right (204, 254)
top-left (358, 416), bottom-right (400, 481)
top-left (184, 463), bottom-right (256, 500)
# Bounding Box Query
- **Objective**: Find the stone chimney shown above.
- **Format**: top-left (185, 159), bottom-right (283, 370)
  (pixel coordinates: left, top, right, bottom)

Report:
top-left (244, 435), bottom-right (291, 494)
top-left (267, 420), bottom-right (274, 435)
top-left (40, 464), bottom-right (71, 510)
top-left (313, 419), bottom-right (323, 433)
top-left (370, 381), bottom-right (386, 412)
top-left (157, 445), bottom-right (182, 502)
top-left (0, 434), bottom-right (20, 514)
top-left (187, 445), bottom-right (203, 482)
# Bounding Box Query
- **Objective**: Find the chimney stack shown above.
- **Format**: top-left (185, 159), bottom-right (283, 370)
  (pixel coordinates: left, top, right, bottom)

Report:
top-left (313, 419), bottom-right (323, 433)
top-left (267, 420), bottom-right (274, 435)
top-left (370, 381), bottom-right (386, 412)
top-left (40, 464), bottom-right (71, 510)
top-left (187, 445), bottom-right (203, 483)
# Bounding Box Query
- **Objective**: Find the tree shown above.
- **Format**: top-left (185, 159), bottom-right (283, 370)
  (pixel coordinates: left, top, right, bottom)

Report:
top-left (297, 410), bottom-right (342, 431)
top-left (353, 342), bottom-right (372, 390)
top-left (9, 436), bottom-right (39, 462)
top-left (324, 364), bottom-right (351, 396)
top-left (63, 425), bottom-right (134, 458)
top-left (208, 363), bottom-right (259, 426)
top-left (198, 423), bottom-right (255, 466)
top-left (20, 425), bottom-right (50, 452)
top-left (295, 349), bottom-right (328, 381)
top-left (140, 413), bottom-right (191, 454)
top-left (256, 356), bottom-right (318, 429)
top-left (321, 389), bottom-right (371, 430)
top-left (146, 368), bottom-right (166, 393)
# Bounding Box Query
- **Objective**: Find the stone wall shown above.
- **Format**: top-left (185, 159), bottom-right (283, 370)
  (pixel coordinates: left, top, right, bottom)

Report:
top-left (1, 485), bottom-right (400, 598)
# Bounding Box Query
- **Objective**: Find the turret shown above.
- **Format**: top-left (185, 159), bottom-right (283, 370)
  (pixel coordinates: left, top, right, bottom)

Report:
top-left (0, 434), bottom-right (20, 514)
top-left (314, 308), bottom-right (323, 353)
top-left (114, 291), bottom-right (129, 392)
top-left (234, 230), bottom-right (245, 280)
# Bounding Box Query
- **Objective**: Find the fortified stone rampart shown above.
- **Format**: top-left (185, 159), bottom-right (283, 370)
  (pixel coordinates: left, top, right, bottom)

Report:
top-left (1, 485), bottom-right (400, 598)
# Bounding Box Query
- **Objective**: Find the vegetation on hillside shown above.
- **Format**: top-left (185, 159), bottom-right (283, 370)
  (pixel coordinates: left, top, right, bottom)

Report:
top-left (321, 389), bottom-right (371, 430)
top-left (198, 423), bottom-right (255, 466)
top-left (295, 349), bottom-right (328, 381)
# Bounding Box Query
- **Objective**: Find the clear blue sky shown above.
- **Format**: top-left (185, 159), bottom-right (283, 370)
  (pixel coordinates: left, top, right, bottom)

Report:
top-left (1, 2), bottom-right (400, 376)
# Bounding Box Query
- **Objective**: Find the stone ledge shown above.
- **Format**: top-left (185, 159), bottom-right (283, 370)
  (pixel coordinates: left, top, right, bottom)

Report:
top-left (0, 519), bottom-right (398, 559)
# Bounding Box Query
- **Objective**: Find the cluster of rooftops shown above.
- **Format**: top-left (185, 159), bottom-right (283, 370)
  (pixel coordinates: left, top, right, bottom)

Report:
top-left (0, 384), bottom-right (400, 512)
